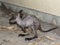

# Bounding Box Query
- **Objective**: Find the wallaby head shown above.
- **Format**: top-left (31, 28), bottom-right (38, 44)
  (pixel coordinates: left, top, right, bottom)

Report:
top-left (18, 10), bottom-right (25, 19)
top-left (17, 10), bottom-right (28, 20)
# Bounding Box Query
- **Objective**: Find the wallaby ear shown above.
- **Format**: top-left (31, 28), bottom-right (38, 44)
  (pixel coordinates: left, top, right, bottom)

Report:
top-left (1, 2), bottom-right (7, 9)
top-left (18, 9), bottom-right (23, 13)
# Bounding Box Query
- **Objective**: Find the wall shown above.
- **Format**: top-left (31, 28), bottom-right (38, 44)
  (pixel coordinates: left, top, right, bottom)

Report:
top-left (1, 0), bottom-right (60, 26)
top-left (0, 0), bottom-right (60, 16)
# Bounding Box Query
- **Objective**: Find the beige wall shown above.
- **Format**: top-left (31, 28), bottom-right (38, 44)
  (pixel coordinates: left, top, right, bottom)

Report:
top-left (0, 0), bottom-right (60, 16)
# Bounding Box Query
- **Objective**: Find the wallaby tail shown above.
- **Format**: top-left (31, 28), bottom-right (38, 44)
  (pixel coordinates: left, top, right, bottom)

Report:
top-left (39, 27), bottom-right (58, 32)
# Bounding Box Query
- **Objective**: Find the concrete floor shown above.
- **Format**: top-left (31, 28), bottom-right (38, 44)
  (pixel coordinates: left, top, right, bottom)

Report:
top-left (0, 15), bottom-right (60, 45)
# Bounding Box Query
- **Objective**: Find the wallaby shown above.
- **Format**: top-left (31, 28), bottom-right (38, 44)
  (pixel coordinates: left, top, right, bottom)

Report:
top-left (9, 10), bottom-right (57, 41)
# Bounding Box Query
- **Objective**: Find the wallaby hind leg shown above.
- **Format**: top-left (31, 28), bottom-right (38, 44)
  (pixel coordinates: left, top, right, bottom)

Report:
top-left (18, 33), bottom-right (29, 37)
top-left (18, 27), bottom-right (29, 37)
top-left (25, 26), bottom-right (38, 41)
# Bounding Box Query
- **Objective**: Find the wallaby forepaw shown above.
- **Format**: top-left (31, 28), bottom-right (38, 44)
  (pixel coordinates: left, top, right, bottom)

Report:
top-left (25, 38), bottom-right (32, 41)
top-left (18, 34), bottom-right (26, 37)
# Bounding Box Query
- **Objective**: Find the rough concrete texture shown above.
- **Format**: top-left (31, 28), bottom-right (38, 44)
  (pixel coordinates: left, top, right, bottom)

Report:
top-left (0, 16), bottom-right (60, 45)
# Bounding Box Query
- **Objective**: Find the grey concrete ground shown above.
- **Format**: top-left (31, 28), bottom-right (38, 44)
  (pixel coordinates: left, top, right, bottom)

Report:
top-left (0, 15), bottom-right (60, 45)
